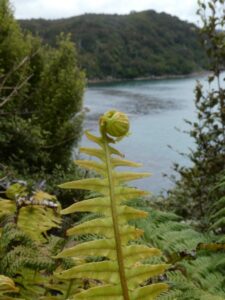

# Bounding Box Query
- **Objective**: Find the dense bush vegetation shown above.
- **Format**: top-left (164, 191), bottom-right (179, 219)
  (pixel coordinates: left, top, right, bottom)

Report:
top-left (0, 0), bottom-right (85, 176)
top-left (20, 10), bottom-right (208, 80)
top-left (166, 0), bottom-right (225, 231)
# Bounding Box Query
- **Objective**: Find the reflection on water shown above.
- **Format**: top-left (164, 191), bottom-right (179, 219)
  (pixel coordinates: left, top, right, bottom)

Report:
top-left (80, 75), bottom-right (210, 194)
top-left (97, 89), bottom-right (179, 114)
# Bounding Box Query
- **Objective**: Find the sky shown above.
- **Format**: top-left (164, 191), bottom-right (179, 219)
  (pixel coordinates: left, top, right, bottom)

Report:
top-left (12, 0), bottom-right (199, 24)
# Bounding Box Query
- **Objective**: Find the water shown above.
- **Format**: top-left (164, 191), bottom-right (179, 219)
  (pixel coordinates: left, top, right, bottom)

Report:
top-left (79, 74), bottom-right (211, 194)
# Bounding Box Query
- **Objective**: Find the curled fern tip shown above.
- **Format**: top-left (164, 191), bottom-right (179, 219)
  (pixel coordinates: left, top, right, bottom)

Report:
top-left (100, 110), bottom-right (130, 139)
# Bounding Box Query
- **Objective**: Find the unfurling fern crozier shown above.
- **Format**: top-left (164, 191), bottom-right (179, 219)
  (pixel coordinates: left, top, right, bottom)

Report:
top-left (56, 110), bottom-right (169, 300)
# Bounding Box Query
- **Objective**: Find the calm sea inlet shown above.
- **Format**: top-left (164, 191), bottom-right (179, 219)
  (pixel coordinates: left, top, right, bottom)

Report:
top-left (78, 74), bottom-right (212, 195)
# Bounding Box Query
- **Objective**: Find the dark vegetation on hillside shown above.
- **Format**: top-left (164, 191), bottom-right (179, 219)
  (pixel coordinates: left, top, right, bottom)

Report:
top-left (20, 10), bottom-right (208, 79)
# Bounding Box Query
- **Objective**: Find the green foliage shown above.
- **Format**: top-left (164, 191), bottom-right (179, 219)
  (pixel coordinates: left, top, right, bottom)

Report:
top-left (0, 183), bottom-right (61, 242)
top-left (0, 0), bottom-right (28, 81)
top-left (209, 172), bottom-right (225, 235)
top-left (32, 34), bottom-right (85, 169)
top-left (132, 200), bottom-right (225, 299)
top-left (167, 0), bottom-right (225, 227)
top-left (0, 0), bottom-right (85, 176)
top-left (0, 182), bottom-right (81, 299)
top-left (20, 10), bottom-right (207, 80)
top-left (0, 183), bottom-right (60, 299)
top-left (0, 275), bottom-right (19, 299)
top-left (0, 223), bottom-right (55, 277)
top-left (55, 111), bottom-right (168, 300)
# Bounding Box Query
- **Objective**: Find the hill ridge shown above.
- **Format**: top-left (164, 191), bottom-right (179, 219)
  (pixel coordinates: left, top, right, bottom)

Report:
top-left (20, 10), bottom-right (207, 80)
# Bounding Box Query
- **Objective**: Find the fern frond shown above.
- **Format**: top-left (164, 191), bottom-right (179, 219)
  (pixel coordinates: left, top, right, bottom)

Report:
top-left (18, 204), bottom-right (61, 242)
top-left (0, 275), bottom-right (19, 294)
top-left (0, 224), bottom-right (55, 277)
top-left (0, 199), bottom-right (15, 218)
top-left (0, 185), bottom-right (61, 242)
top-left (132, 201), bottom-right (225, 299)
top-left (56, 111), bottom-right (169, 300)
top-left (209, 174), bottom-right (225, 232)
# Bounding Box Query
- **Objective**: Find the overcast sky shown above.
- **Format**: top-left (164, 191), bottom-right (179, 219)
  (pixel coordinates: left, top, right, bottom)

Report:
top-left (12, 0), bottom-right (199, 24)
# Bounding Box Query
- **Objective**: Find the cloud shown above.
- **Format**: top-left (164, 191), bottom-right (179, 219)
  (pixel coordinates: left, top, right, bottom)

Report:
top-left (11, 0), bottom-right (198, 23)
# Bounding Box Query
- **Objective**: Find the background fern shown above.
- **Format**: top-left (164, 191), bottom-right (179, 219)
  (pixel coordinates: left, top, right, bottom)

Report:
top-left (0, 181), bottom-right (78, 299)
top-left (209, 172), bottom-right (225, 237)
top-left (132, 199), bottom-right (225, 299)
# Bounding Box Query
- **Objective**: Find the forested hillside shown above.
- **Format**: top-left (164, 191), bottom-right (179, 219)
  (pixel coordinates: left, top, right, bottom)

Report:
top-left (20, 10), bottom-right (207, 80)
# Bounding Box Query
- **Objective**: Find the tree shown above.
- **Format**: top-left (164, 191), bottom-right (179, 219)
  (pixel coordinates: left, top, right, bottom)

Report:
top-left (0, 0), bottom-right (85, 175)
top-left (33, 35), bottom-right (85, 170)
top-left (167, 0), bottom-right (225, 228)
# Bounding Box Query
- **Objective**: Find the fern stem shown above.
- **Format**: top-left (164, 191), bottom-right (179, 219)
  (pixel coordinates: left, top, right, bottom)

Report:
top-left (103, 138), bottom-right (130, 300)
top-left (65, 279), bottom-right (74, 299)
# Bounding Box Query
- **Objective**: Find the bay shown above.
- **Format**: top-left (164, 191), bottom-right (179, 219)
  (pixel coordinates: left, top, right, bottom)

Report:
top-left (79, 74), bottom-right (210, 194)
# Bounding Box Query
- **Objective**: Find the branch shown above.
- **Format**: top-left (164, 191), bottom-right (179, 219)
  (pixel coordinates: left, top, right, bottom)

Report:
top-left (0, 49), bottom-right (40, 109)
top-left (0, 56), bottom-right (30, 90)
top-left (0, 74), bottom-right (32, 108)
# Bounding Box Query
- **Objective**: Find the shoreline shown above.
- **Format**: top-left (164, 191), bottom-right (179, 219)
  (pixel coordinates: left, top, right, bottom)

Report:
top-left (87, 71), bottom-right (210, 85)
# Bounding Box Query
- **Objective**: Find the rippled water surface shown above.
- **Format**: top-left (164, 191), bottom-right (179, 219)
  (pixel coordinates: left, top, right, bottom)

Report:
top-left (80, 75), bottom-right (211, 194)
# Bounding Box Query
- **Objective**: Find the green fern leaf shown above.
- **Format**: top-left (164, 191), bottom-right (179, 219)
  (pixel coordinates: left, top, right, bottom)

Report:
top-left (56, 110), bottom-right (169, 299)
top-left (0, 275), bottom-right (19, 294)
top-left (126, 264), bottom-right (168, 289)
top-left (75, 160), bottom-right (106, 175)
top-left (131, 283), bottom-right (168, 300)
top-left (0, 187), bottom-right (61, 243)
top-left (73, 284), bottom-right (123, 300)
top-left (0, 200), bottom-right (15, 218)
top-left (57, 261), bottom-right (120, 283)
